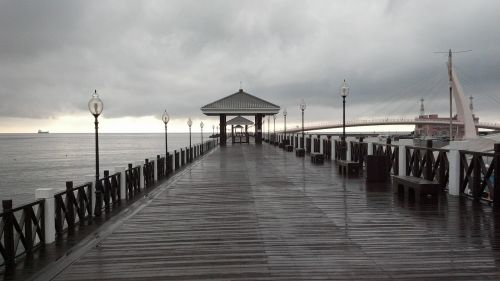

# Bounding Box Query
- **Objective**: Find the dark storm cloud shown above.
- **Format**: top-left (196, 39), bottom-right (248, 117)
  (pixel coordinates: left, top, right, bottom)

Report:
top-left (0, 0), bottom-right (499, 122)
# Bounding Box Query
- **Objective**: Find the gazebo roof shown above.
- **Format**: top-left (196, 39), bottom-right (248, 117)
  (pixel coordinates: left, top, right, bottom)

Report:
top-left (201, 88), bottom-right (280, 116)
top-left (226, 115), bottom-right (254, 126)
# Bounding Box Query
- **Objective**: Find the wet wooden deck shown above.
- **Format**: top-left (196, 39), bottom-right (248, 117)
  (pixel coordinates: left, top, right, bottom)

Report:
top-left (41, 143), bottom-right (500, 280)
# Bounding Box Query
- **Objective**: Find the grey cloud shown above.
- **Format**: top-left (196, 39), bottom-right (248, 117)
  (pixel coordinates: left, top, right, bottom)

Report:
top-left (0, 0), bottom-right (499, 124)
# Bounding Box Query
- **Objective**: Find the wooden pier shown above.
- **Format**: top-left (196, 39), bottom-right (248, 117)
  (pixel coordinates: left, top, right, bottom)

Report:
top-left (23, 142), bottom-right (500, 280)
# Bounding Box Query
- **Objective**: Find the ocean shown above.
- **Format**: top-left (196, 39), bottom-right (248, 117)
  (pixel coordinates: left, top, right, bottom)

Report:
top-left (0, 133), bottom-right (211, 206)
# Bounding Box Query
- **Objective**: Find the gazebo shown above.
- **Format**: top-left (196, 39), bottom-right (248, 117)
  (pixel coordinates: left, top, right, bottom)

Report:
top-left (227, 116), bottom-right (253, 143)
top-left (201, 88), bottom-right (280, 145)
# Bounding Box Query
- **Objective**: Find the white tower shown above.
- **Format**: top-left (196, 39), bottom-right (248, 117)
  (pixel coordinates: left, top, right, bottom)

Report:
top-left (447, 50), bottom-right (477, 139)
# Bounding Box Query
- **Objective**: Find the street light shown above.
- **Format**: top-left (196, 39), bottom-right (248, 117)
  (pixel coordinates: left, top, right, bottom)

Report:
top-left (212, 125), bottom-right (215, 138)
top-left (162, 110), bottom-right (170, 175)
top-left (200, 121), bottom-right (204, 153)
top-left (300, 99), bottom-right (306, 149)
top-left (88, 89), bottom-right (103, 216)
top-left (162, 109), bottom-right (170, 157)
top-left (283, 108), bottom-right (287, 145)
top-left (340, 79), bottom-right (350, 160)
top-left (187, 118), bottom-right (192, 162)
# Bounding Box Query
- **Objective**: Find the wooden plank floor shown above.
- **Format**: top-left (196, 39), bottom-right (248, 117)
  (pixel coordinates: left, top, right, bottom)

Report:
top-left (51, 143), bottom-right (500, 280)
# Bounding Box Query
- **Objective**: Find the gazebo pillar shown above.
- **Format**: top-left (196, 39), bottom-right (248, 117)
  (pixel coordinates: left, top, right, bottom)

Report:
top-left (245, 125), bottom-right (249, 143)
top-left (231, 125), bottom-right (235, 143)
top-left (255, 114), bottom-right (263, 144)
top-left (220, 114), bottom-right (227, 146)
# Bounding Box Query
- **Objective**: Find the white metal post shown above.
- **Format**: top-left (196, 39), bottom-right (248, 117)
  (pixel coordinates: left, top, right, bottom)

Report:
top-left (331, 136), bottom-right (336, 160)
top-left (35, 188), bottom-right (56, 244)
top-left (367, 141), bottom-right (373, 155)
top-left (136, 162), bottom-right (145, 189)
top-left (398, 139), bottom-right (413, 176)
top-left (448, 141), bottom-right (465, 196)
top-left (153, 157), bottom-right (158, 181)
top-left (346, 139), bottom-right (352, 161)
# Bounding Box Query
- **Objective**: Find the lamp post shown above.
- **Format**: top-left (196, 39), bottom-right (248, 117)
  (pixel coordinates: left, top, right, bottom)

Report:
top-left (340, 79), bottom-right (350, 160)
top-left (300, 99), bottom-right (306, 149)
top-left (200, 121), bottom-right (204, 153)
top-left (187, 118), bottom-right (192, 162)
top-left (283, 108), bottom-right (287, 146)
top-left (88, 90), bottom-right (103, 216)
top-left (162, 110), bottom-right (170, 161)
top-left (212, 125), bottom-right (215, 138)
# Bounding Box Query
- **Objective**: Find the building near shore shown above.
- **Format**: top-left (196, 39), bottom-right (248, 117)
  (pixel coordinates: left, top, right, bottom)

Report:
top-left (414, 114), bottom-right (479, 139)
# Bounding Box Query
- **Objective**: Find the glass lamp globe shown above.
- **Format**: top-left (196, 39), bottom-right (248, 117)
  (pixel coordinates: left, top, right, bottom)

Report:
top-left (88, 90), bottom-right (103, 117)
top-left (283, 109), bottom-right (287, 117)
top-left (187, 118), bottom-right (192, 127)
top-left (162, 110), bottom-right (170, 124)
top-left (300, 99), bottom-right (306, 111)
top-left (340, 79), bottom-right (350, 98)
top-left (200, 121), bottom-right (204, 128)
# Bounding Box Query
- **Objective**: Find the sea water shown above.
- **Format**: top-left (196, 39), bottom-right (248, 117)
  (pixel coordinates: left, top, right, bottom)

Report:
top-left (0, 133), bottom-right (211, 206)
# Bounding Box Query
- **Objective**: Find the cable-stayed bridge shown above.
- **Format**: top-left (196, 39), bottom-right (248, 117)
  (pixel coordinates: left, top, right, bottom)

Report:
top-left (283, 118), bottom-right (500, 134)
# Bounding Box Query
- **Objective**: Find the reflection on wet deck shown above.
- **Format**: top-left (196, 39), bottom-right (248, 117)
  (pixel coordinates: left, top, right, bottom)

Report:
top-left (53, 143), bottom-right (500, 280)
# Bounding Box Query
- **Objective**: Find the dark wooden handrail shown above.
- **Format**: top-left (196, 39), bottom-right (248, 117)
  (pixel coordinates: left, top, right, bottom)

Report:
top-left (54, 182), bottom-right (92, 234)
top-left (1, 199), bottom-right (45, 268)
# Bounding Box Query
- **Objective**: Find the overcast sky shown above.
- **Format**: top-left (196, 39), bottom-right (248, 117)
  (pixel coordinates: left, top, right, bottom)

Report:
top-left (0, 0), bottom-right (499, 133)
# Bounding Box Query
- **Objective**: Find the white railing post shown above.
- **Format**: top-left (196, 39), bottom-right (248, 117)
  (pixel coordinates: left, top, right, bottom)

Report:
top-left (35, 188), bottom-right (56, 244)
top-left (319, 136), bottom-right (324, 154)
top-left (115, 166), bottom-right (127, 200)
top-left (346, 140), bottom-right (352, 161)
top-left (398, 139), bottom-right (413, 176)
top-left (367, 141), bottom-right (373, 155)
top-left (136, 161), bottom-right (145, 189)
top-left (153, 156), bottom-right (158, 181)
top-left (448, 141), bottom-right (466, 196)
top-left (331, 137), bottom-right (336, 160)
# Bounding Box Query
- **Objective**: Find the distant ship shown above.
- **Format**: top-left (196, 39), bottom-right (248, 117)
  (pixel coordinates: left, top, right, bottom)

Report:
top-left (37, 130), bottom-right (49, 134)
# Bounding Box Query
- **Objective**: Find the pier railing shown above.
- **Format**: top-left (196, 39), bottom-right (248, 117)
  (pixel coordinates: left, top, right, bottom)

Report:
top-left (406, 144), bottom-right (449, 188)
top-left (373, 142), bottom-right (399, 175)
top-left (459, 149), bottom-right (497, 202)
top-left (99, 171), bottom-right (121, 210)
top-left (1, 199), bottom-right (45, 268)
top-left (323, 137), bottom-right (332, 160)
top-left (270, 133), bottom-right (499, 206)
top-left (125, 164), bottom-right (141, 200)
top-left (350, 141), bottom-right (368, 166)
top-left (0, 138), bottom-right (218, 271)
top-left (54, 182), bottom-right (93, 234)
top-left (334, 140), bottom-right (345, 160)
top-left (157, 155), bottom-right (166, 180)
top-left (143, 159), bottom-right (155, 189)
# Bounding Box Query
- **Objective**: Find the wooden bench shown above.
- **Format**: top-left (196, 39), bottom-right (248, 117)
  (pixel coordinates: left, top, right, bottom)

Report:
top-left (392, 175), bottom-right (442, 203)
top-left (285, 145), bottom-right (294, 152)
top-left (338, 160), bottom-right (360, 176)
top-left (311, 153), bottom-right (324, 164)
top-left (295, 148), bottom-right (305, 157)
